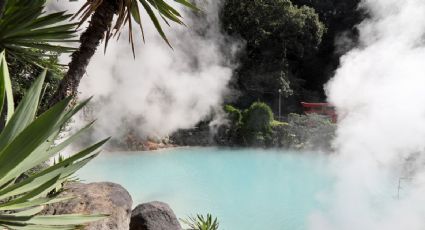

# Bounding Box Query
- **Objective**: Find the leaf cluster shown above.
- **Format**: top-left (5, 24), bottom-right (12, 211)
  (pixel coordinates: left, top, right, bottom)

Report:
top-left (0, 0), bottom-right (78, 70)
top-left (75, 0), bottom-right (199, 56)
top-left (181, 214), bottom-right (219, 230)
top-left (224, 102), bottom-right (279, 146)
top-left (0, 51), bottom-right (108, 229)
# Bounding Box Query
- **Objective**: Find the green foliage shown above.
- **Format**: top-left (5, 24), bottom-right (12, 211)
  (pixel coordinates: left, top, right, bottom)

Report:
top-left (224, 102), bottom-right (290, 146)
top-left (0, 50), bottom-right (13, 122)
top-left (0, 51), bottom-right (108, 229)
top-left (239, 102), bottom-right (274, 146)
top-left (7, 54), bottom-right (63, 112)
top-left (221, 0), bottom-right (325, 107)
top-left (242, 102), bottom-right (274, 133)
top-left (222, 0), bottom-right (325, 58)
top-left (76, 0), bottom-right (199, 55)
top-left (224, 104), bottom-right (242, 125)
top-left (0, 0), bottom-right (78, 69)
top-left (222, 101), bottom-right (335, 149)
top-left (291, 0), bottom-right (362, 94)
top-left (181, 214), bottom-right (219, 230)
top-left (270, 120), bottom-right (288, 128)
top-left (0, 0), bottom-right (71, 111)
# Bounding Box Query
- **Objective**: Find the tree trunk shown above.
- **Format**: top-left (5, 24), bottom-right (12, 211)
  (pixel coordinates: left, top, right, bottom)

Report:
top-left (49, 0), bottom-right (116, 107)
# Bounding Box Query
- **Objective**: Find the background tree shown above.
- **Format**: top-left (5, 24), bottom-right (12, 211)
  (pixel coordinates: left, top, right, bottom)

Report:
top-left (221, 0), bottom-right (325, 113)
top-left (291, 0), bottom-right (363, 97)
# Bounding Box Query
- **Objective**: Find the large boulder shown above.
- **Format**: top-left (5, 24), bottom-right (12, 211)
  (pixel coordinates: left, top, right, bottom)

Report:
top-left (130, 201), bottom-right (182, 230)
top-left (43, 182), bottom-right (133, 230)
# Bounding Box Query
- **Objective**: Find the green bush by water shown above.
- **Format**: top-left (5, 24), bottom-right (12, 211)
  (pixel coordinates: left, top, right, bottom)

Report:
top-left (223, 102), bottom-right (335, 149)
top-left (224, 102), bottom-right (283, 146)
top-left (240, 102), bottom-right (274, 146)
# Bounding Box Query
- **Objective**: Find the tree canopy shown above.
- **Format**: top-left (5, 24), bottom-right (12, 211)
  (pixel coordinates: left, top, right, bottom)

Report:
top-left (221, 0), bottom-right (325, 110)
top-left (291, 0), bottom-right (363, 94)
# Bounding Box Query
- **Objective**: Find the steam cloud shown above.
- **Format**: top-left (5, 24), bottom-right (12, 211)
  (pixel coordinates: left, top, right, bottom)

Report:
top-left (310, 0), bottom-right (425, 229)
top-left (51, 1), bottom-right (238, 141)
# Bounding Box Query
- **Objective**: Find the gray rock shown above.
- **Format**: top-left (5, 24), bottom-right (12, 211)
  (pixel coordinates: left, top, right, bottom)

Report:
top-left (171, 127), bottom-right (214, 146)
top-left (43, 182), bottom-right (133, 230)
top-left (130, 201), bottom-right (182, 230)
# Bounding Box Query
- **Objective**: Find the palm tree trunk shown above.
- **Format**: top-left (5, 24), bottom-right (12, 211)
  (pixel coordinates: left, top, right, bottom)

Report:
top-left (49, 0), bottom-right (116, 107)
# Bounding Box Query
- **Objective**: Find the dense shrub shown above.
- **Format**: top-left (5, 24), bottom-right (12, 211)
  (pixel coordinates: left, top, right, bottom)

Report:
top-left (223, 102), bottom-right (275, 146)
top-left (241, 102), bottom-right (274, 133)
top-left (239, 102), bottom-right (274, 146)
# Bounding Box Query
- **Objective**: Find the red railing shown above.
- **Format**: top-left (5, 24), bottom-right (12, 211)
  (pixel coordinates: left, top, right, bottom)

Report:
top-left (301, 102), bottom-right (337, 123)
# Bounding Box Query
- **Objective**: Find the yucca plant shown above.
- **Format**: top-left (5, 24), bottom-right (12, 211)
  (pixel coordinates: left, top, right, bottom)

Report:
top-left (0, 0), bottom-right (78, 70)
top-left (0, 50), bottom-right (108, 229)
top-left (181, 214), bottom-right (220, 230)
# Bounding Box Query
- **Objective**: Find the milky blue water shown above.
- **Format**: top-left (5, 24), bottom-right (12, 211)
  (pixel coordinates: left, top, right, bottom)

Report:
top-left (77, 147), bottom-right (333, 230)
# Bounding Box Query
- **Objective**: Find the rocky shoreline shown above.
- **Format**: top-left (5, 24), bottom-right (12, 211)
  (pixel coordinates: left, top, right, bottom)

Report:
top-left (133, 113), bottom-right (337, 152)
top-left (105, 112), bottom-right (336, 153)
top-left (44, 182), bottom-right (183, 230)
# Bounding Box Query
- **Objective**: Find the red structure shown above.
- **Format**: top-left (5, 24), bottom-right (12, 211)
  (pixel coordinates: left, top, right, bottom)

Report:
top-left (301, 102), bottom-right (337, 123)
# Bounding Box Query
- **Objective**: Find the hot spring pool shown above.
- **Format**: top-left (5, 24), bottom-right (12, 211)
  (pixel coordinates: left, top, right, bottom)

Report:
top-left (77, 147), bottom-right (333, 230)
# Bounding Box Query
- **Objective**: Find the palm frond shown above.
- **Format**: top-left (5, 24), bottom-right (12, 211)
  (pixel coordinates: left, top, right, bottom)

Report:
top-left (74, 0), bottom-right (199, 56)
top-left (0, 0), bottom-right (78, 69)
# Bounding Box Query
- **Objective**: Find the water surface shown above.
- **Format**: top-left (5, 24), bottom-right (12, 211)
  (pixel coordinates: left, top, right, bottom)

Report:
top-left (77, 147), bottom-right (332, 230)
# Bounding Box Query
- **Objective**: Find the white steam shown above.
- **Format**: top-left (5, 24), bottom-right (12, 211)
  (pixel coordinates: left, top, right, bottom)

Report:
top-left (310, 0), bottom-right (425, 229)
top-left (52, 1), bottom-right (238, 140)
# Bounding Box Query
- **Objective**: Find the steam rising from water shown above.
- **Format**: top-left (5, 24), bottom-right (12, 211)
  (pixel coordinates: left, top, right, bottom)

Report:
top-left (310, 0), bottom-right (425, 229)
top-left (50, 0), bottom-right (425, 228)
top-left (52, 1), bottom-right (238, 140)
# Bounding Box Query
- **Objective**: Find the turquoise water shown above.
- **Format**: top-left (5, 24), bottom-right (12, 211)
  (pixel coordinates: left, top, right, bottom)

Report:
top-left (77, 147), bottom-right (333, 230)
